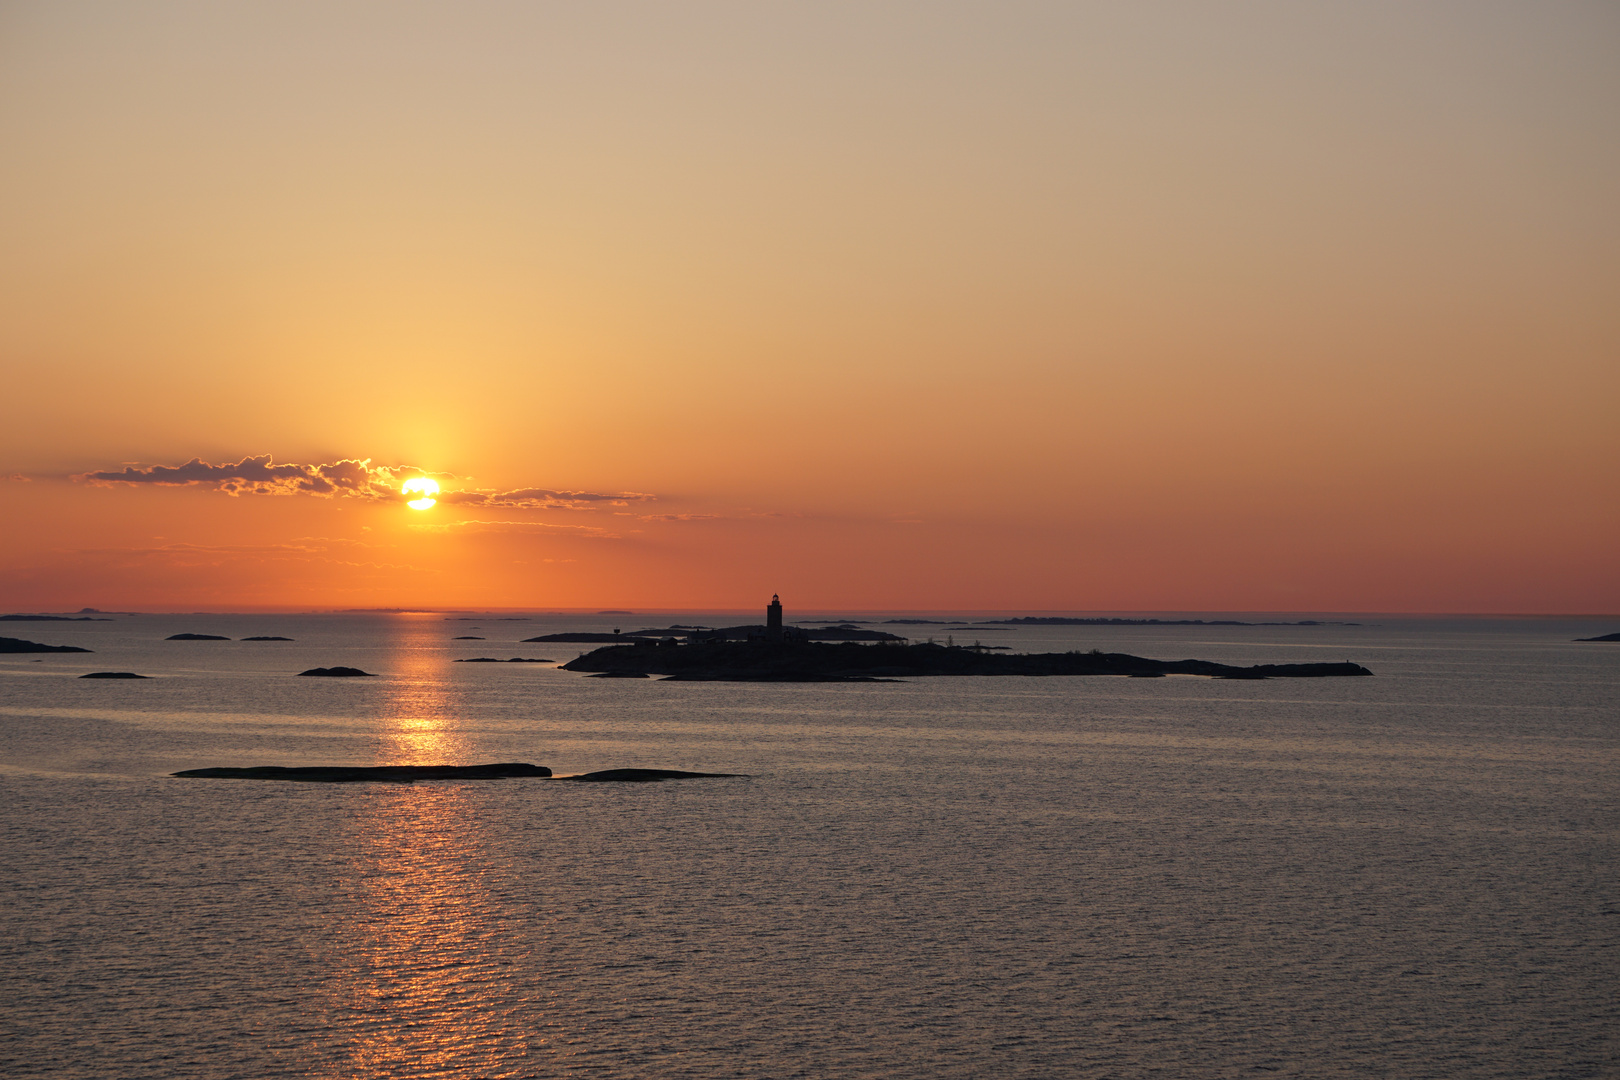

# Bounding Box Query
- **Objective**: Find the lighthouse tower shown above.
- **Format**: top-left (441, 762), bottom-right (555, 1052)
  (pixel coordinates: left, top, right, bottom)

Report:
top-left (766, 594), bottom-right (783, 637)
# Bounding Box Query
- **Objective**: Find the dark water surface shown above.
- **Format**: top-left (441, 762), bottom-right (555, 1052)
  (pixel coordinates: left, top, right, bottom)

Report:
top-left (2, 613), bottom-right (1616, 1078)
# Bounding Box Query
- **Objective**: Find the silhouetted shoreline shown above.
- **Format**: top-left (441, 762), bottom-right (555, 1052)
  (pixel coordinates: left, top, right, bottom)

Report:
top-left (561, 640), bottom-right (1372, 681)
top-left (0, 636), bottom-right (92, 653)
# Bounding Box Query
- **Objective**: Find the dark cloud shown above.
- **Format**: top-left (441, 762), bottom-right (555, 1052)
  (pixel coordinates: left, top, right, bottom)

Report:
top-left (76, 454), bottom-right (655, 509)
top-left (80, 455), bottom-right (408, 498)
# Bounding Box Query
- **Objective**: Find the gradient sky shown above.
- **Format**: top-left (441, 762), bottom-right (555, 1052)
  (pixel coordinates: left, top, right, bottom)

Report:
top-left (2, 1), bottom-right (1616, 612)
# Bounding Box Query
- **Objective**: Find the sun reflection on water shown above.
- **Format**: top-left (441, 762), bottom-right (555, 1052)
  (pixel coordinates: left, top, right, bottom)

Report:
top-left (317, 784), bottom-right (546, 1078)
top-left (313, 614), bottom-right (547, 1074)
top-left (379, 613), bottom-right (466, 764)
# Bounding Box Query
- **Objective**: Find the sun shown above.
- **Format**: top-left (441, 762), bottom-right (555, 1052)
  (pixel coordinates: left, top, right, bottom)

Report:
top-left (402, 477), bottom-right (439, 510)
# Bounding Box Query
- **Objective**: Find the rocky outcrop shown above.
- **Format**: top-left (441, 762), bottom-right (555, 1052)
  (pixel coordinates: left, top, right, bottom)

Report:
top-left (173, 763), bottom-right (552, 782)
top-left (79, 671), bottom-right (149, 679)
top-left (167, 633), bottom-right (230, 641)
top-left (0, 636), bottom-right (91, 653)
top-left (297, 666), bottom-right (376, 677)
top-left (561, 640), bottom-right (1374, 682)
top-left (562, 768), bottom-right (745, 782)
top-left (454, 657), bottom-right (553, 663)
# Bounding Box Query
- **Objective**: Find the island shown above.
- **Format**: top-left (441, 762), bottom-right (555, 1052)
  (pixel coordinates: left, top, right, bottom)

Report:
top-left (0, 636), bottom-right (92, 653)
top-left (241, 635), bottom-right (294, 641)
top-left (1575, 632), bottom-right (1620, 642)
top-left (454, 657), bottom-right (553, 663)
top-left (170, 764), bottom-right (741, 783)
top-left (561, 639), bottom-right (1371, 681)
top-left (167, 633), bottom-right (230, 641)
top-left (297, 666), bottom-right (376, 677)
top-left (0, 614), bottom-right (112, 621)
top-left (174, 763), bottom-right (553, 782)
top-left (978, 616), bottom-right (1358, 626)
top-left (557, 596), bottom-right (1374, 681)
top-left (79, 671), bottom-right (149, 679)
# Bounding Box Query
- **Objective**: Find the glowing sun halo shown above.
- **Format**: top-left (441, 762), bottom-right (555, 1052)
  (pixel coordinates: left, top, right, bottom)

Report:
top-left (402, 477), bottom-right (439, 510)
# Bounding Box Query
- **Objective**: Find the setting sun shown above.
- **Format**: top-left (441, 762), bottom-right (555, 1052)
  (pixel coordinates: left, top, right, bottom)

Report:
top-left (401, 477), bottom-right (439, 510)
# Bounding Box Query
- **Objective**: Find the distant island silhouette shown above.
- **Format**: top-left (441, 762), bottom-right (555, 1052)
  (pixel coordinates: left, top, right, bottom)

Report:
top-left (0, 614), bottom-right (111, 621)
top-left (0, 636), bottom-right (92, 653)
top-left (167, 633), bottom-right (230, 641)
top-left (1575, 632), bottom-right (1620, 642)
top-left (174, 763), bottom-right (553, 782)
top-left (241, 635), bottom-right (294, 641)
top-left (978, 617), bottom-right (1359, 626)
top-left (80, 671), bottom-right (149, 679)
top-left (454, 657), bottom-right (552, 663)
top-left (558, 597), bottom-right (1372, 682)
top-left (526, 620), bottom-right (903, 644)
top-left (297, 666), bottom-right (376, 677)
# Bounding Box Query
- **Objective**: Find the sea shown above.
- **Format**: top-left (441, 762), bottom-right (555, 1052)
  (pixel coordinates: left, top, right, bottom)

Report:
top-left (1, 611), bottom-right (1615, 1079)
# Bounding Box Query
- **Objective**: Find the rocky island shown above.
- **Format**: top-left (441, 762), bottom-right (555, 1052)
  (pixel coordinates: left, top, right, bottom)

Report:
top-left (171, 764), bottom-right (741, 783)
top-left (0, 636), bottom-right (92, 653)
top-left (562, 639), bottom-right (1371, 681)
top-left (557, 596), bottom-right (1372, 681)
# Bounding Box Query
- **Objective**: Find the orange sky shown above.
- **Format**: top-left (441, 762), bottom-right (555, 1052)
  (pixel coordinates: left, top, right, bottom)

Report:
top-left (2, 2), bottom-right (1616, 613)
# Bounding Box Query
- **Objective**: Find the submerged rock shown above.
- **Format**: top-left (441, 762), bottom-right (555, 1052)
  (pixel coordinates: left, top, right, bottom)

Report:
top-left (297, 666), bottom-right (376, 677)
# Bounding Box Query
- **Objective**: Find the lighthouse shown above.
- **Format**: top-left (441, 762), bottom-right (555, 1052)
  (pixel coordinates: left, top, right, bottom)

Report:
top-left (766, 594), bottom-right (783, 637)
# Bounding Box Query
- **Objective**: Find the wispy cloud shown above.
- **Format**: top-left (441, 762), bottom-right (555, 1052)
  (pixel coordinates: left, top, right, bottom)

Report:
top-left (439, 487), bottom-right (654, 510)
top-left (76, 454), bottom-right (654, 509)
top-left (412, 519), bottom-right (620, 537)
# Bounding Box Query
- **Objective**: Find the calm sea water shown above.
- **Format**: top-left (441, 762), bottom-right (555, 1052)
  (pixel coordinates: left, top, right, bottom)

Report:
top-left (2, 612), bottom-right (1615, 1078)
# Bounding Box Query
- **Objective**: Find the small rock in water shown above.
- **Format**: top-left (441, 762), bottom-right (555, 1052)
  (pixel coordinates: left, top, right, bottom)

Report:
top-left (297, 666), bottom-right (376, 677)
top-left (80, 671), bottom-right (149, 679)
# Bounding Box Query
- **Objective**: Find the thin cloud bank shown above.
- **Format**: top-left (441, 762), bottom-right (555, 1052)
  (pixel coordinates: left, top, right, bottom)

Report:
top-left (78, 455), bottom-right (654, 509)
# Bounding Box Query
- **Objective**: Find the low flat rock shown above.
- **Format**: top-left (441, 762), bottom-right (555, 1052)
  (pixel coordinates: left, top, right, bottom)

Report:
top-left (80, 671), bottom-right (149, 679)
top-left (455, 657), bottom-right (553, 663)
top-left (297, 666), bottom-right (376, 677)
top-left (452, 636), bottom-right (485, 640)
top-left (0, 636), bottom-right (92, 654)
top-left (1575, 632), bottom-right (1620, 642)
top-left (562, 768), bottom-right (746, 782)
top-left (173, 762), bottom-right (553, 783)
top-left (167, 633), bottom-right (230, 641)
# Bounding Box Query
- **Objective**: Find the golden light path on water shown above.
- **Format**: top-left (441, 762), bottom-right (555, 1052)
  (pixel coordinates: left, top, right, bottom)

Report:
top-left (313, 614), bottom-right (541, 1076)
